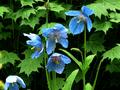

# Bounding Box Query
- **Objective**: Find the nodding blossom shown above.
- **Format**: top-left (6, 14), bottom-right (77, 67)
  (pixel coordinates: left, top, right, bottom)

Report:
top-left (42, 23), bottom-right (68, 54)
top-left (4, 75), bottom-right (26, 90)
top-left (23, 33), bottom-right (44, 59)
top-left (46, 53), bottom-right (71, 74)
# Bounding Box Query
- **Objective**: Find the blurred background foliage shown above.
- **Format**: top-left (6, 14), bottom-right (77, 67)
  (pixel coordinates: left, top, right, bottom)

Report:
top-left (0, 0), bottom-right (120, 90)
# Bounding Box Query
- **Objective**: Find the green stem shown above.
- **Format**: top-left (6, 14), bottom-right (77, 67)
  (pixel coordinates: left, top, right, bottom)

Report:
top-left (45, 0), bottom-right (51, 90)
top-left (92, 58), bottom-right (104, 90)
top-left (83, 25), bottom-right (86, 90)
top-left (45, 57), bottom-right (51, 90)
top-left (52, 72), bottom-right (57, 90)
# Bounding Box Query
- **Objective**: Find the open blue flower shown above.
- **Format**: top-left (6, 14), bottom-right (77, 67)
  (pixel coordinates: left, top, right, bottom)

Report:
top-left (65, 6), bottom-right (94, 35)
top-left (23, 33), bottom-right (44, 59)
top-left (42, 23), bottom-right (68, 54)
top-left (4, 75), bottom-right (26, 90)
top-left (46, 53), bottom-right (71, 74)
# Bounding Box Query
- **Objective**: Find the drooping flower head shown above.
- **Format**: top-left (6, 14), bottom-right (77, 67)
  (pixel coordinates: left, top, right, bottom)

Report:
top-left (23, 33), bottom-right (44, 59)
top-left (46, 53), bottom-right (71, 74)
top-left (65, 6), bottom-right (94, 35)
top-left (4, 75), bottom-right (26, 90)
top-left (42, 23), bottom-right (68, 54)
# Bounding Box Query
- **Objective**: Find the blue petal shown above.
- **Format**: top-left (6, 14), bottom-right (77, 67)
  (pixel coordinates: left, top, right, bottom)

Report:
top-left (46, 39), bottom-right (56, 54)
top-left (26, 40), bottom-right (42, 48)
top-left (58, 38), bottom-right (68, 48)
top-left (42, 28), bottom-right (52, 37)
top-left (54, 61), bottom-right (65, 74)
top-left (23, 33), bottom-right (41, 41)
top-left (4, 82), bottom-right (10, 90)
top-left (81, 6), bottom-right (94, 16)
top-left (32, 50), bottom-right (40, 59)
top-left (86, 17), bottom-right (92, 32)
top-left (65, 10), bottom-right (81, 16)
top-left (46, 59), bottom-right (55, 72)
top-left (9, 83), bottom-right (19, 90)
top-left (16, 76), bottom-right (26, 88)
top-left (61, 54), bottom-right (71, 64)
top-left (69, 17), bottom-right (84, 35)
top-left (54, 23), bottom-right (66, 32)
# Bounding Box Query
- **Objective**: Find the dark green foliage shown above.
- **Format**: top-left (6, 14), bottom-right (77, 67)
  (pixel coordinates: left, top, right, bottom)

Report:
top-left (0, 0), bottom-right (120, 90)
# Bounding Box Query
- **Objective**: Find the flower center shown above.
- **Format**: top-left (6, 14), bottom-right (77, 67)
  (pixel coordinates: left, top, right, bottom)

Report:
top-left (50, 29), bottom-right (60, 43)
top-left (52, 56), bottom-right (60, 64)
top-left (77, 14), bottom-right (86, 23)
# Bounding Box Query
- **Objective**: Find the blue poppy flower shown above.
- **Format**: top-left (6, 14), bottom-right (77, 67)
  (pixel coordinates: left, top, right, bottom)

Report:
top-left (46, 53), bottom-right (71, 74)
top-left (4, 75), bottom-right (26, 90)
top-left (42, 23), bottom-right (68, 54)
top-left (65, 6), bottom-right (94, 35)
top-left (23, 33), bottom-right (44, 59)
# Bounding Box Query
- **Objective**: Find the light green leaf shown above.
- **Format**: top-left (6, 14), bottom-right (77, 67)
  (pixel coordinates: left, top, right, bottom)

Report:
top-left (86, 32), bottom-right (105, 53)
top-left (103, 45), bottom-right (120, 61)
top-left (96, 0), bottom-right (120, 11)
top-left (106, 59), bottom-right (120, 73)
top-left (59, 48), bottom-right (82, 69)
top-left (62, 69), bottom-right (79, 90)
top-left (0, 6), bottom-right (9, 17)
top-left (49, 2), bottom-right (65, 13)
top-left (85, 83), bottom-right (93, 90)
top-left (0, 51), bottom-right (20, 64)
top-left (87, 3), bottom-right (108, 19)
top-left (87, 0), bottom-right (120, 19)
top-left (93, 20), bottom-right (112, 33)
top-left (50, 78), bottom-right (65, 90)
top-left (83, 55), bottom-right (96, 74)
top-left (20, 0), bottom-right (34, 7)
top-left (14, 8), bottom-right (36, 21)
top-left (21, 15), bottom-right (39, 29)
top-left (36, 9), bottom-right (46, 18)
top-left (18, 49), bottom-right (44, 76)
top-left (109, 12), bottom-right (120, 23)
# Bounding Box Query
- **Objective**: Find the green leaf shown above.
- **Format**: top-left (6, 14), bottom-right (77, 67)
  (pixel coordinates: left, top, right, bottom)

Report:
top-left (87, 3), bottom-right (108, 19)
top-left (0, 6), bottom-right (9, 17)
top-left (14, 8), bottom-right (36, 21)
top-left (21, 15), bottom-right (39, 29)
top-left (62, 69), bottom-right (79, 90)
top-left (64, 64), bottom-right (82, 83)
top-left (87, 0), bottom-right (120, 19)
top-left (103, 45), bottom-right (120, 61)
top-left (93, 20), bottom-right (112, 33)
top-left (20, 0), bottom-right (34, 7)
top-left (85, 83), bottom-right (93, 90)
top-left (49, 2), bottom-right (65, 13)
top-left (18, 49), bottom-right (44, 76)
top-left (109, 12), bottom-right (120, 23)
top-left (86, 32), bottom-right (105, 53)
top-left (83, 55), bottom-right (96, 74)
top-left (106, 59), bottom-right (120, 73)
top-left (50, 78), bottom-right (65, 90)
top-left (59, 48), bottom-right (82, 69)
top-left (96, 0), bottom-right (120, 11)
top-left (0, 51), bottom-right (19, 64)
